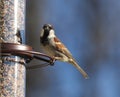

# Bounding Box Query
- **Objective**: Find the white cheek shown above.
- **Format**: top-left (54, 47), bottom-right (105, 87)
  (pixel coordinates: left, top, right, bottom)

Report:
top-left (40, 29), bottom-right (44, 37)
top-left (48, 30), bottom-right (55, 38)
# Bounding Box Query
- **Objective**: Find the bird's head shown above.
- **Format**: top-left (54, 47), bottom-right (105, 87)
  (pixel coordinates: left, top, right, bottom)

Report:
top-left (40, 24), bottom-right (55, 39)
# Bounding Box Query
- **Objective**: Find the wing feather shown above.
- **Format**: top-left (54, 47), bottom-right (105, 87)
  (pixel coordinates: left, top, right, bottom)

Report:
top-left (53, 37), bottom-right (73, 58)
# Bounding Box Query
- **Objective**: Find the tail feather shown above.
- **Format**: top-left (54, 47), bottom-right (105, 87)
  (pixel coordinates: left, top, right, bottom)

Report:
top-left (69, 59), bottom-right (89, 79)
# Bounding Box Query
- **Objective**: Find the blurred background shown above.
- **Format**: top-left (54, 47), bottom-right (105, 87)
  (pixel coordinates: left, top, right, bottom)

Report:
top-left (26, 0), bottom-right (120, 97)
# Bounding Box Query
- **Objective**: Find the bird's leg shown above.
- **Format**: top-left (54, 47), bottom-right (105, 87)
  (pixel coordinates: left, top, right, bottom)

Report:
top-left (49, 56), bottom-right (56, 66)
top-left (49, 56), bottom-right (60, 66)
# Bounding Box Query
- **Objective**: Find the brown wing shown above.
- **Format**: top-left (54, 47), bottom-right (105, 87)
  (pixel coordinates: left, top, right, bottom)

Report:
top-left (53, 37), bottom-right (73, 58)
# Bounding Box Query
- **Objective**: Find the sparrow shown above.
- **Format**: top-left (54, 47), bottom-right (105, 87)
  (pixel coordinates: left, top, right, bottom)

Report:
top-left (40, 24), bottom-right (88, 79)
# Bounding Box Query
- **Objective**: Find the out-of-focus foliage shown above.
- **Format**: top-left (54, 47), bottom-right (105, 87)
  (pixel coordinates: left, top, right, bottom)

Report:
top-left (26, 0), bottom-right (120, 97)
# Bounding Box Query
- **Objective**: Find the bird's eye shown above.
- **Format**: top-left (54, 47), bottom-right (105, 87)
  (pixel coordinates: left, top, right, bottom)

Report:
top-left (49, 26), bottom-right (52, 29)
top-left (49, 25), bottom-right (53, 29)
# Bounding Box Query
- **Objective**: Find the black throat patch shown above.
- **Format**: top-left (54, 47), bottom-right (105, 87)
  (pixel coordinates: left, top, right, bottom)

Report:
top-left (40, 30), bottom-right (49, 46)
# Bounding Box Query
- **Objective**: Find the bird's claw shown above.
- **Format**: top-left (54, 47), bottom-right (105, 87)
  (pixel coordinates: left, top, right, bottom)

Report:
top-left (49, 57), bottom-right (56, 66)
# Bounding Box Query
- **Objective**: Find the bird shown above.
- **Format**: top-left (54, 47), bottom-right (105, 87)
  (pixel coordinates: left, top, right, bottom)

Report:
top-left (40, 24), bottom-right (88, 79)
